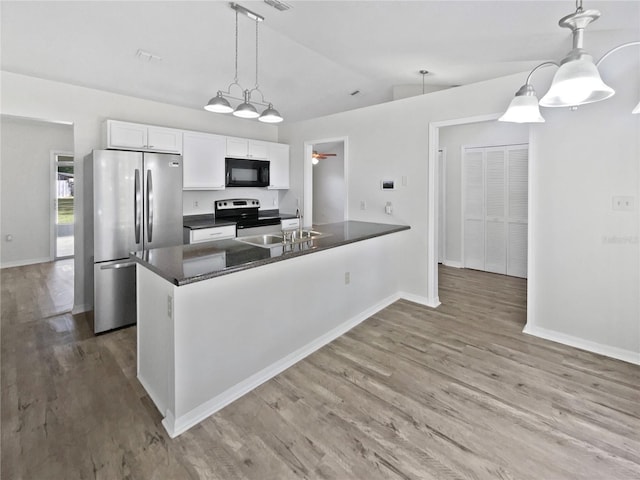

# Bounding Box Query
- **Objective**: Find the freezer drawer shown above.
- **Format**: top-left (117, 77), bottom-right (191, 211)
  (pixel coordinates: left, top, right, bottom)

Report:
top-left (94, 260), bottom-right (137, 333)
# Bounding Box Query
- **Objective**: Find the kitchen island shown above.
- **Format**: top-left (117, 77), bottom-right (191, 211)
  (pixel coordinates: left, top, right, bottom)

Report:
top-left (133, 221), bottom-right (410, 437)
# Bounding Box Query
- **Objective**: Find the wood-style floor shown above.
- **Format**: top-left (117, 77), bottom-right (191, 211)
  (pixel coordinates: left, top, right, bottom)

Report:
top-left (2, 261), bottom-right (639, 479)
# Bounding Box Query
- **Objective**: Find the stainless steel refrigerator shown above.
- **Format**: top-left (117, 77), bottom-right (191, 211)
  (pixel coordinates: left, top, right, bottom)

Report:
top-left (87, 150), bottom-right (183, 333)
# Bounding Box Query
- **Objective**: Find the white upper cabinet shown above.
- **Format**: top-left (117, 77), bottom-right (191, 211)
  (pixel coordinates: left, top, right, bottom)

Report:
top-left (147, 126), bottom-right (183, 153)
top-left (182, 131), bottom-right (226, 190)
top-left (226, 137), bottom-right (268, 159)
top-left (268, 143), bottom-right (290, 190)
top-left (106, 120), bottom-right (182, 154)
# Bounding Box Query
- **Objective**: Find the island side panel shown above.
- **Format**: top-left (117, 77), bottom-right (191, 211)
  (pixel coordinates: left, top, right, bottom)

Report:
top-left (136, 265), bottom-right (175, 420)
top-left (170, 232), bottom-right (404, 431)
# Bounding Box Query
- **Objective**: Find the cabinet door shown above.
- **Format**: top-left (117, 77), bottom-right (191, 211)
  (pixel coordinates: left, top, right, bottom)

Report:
top-left (183, 132), bottom-right (226, 190)
top-left (268, 143), bottom-right (290, 189)
top-left (108, 121), bottom-right (147, 149)
top-left (147, 126), bottom-right (183, 154)
top-left (226, 137), bottom-right (248, 157)
top-left (248, 140), bottom-right (268, 159)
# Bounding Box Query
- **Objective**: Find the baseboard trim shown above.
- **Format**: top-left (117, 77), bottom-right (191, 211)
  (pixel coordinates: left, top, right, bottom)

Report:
top-left (399, 292), bottom-right (441, 308)
top-left (523, 324), bottom-right (640, 366)
top-left (71, 304), bottom-right (91, 315)
top-left (442, 260), bottom-right (463, 268)
top-left (163, 292), bottom-right (401, 438)
top-left (1, 257), bottom-right (52, 269)
top-left (138, 375), bottom-right (167, 419)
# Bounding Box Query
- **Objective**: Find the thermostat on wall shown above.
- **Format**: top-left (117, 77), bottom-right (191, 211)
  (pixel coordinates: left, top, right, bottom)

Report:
top-left (381, 180), bottom-right (395, 190)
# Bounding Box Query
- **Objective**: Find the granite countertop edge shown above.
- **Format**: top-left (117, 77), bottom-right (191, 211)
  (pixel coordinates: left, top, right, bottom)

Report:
top-left (132, 222), bottom-right (410, 286)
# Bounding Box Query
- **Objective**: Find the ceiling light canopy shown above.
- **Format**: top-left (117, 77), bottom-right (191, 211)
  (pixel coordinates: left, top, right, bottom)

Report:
top-left (500, 1), bottom-right (639, 123)
top-left (204, 2), bottom-right (283, 123)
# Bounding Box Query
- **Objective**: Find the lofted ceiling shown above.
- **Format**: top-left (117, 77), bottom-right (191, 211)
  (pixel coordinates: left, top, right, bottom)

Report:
top-left (2, 1), bottom-right (639, 123)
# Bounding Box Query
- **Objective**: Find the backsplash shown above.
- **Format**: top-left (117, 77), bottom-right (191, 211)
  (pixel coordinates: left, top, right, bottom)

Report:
top-left (183, 189), bottom-right (280, 215)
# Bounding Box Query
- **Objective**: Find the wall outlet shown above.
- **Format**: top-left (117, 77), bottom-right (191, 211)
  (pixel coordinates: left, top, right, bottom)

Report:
top-left (193, 200), bottom-right (199, 208)
top-left (360, 200), bottom-right (367, 210)
top-left (167, 295), bottom-right (173, 318)
top-left (402, 176), bottom-right (408, 187)
top-left (344, 272), bottom-right (350, 285)
top-left (612, 196), bottom-right (635, 211)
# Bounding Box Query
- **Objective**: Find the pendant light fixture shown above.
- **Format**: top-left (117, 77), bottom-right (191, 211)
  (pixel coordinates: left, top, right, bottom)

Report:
top-left (204, 3), bottom-right (283, 123)
top-left (500, 0), bottom-right (639, 123)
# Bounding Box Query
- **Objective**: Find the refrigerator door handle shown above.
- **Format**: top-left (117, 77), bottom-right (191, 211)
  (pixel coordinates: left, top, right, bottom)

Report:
top-left (146, 169), bottom-right (153, 243)
top-left (100, 261), bottom-right (136, 270)
top-left (134, 169), bottom-right (141, 244)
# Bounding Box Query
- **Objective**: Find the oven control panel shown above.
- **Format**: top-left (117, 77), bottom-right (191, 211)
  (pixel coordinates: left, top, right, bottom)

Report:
top-left (215, 198), bottom-right (260, 211)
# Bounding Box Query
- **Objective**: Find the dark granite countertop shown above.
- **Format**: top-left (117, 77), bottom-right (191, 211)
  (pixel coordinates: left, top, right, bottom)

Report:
top-left (133, 221), bottom-right (410, 286)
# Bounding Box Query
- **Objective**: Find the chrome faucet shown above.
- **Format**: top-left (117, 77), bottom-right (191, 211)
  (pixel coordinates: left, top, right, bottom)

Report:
top-left (295, 208), bottom-right (303, 237)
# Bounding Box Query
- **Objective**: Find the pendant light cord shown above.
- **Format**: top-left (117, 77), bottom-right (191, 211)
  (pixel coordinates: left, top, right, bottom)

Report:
top-left (234, 10), bottom-right (239, 83)
top-left (255, 19), bottom-right (260, 90)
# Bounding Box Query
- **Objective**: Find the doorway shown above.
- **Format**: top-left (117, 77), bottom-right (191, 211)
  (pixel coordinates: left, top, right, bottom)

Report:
top-left (303, 137), bottom-right (348, 226)
top-left (53, 152), bottom-right (75, 259)
top-left (428, 114), bottom-right (531, 304)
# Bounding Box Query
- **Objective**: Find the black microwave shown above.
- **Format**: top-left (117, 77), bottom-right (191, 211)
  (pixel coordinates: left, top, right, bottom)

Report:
top-left (225, 158), bottom-right (270, 187)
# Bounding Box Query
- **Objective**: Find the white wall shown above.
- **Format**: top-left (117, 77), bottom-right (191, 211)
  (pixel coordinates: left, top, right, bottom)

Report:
top-left (1, 71), bottom-right (278, 312)
top-left (439, 121), bottom-right (529, 264)
top-left (312, 142), bottom-right (345, 224)
top-left (1, 116), bottom-right (74, 267)
top-left (392, 84), bottom-right (451, 100)
top-left (279, 54), bottom-right (640, 362)
top-left (278, 72), bottom-right (533, 305)
top-left (183, 189), bottom-right (282, 216)
top-left (526, 50), bottom-right (640, 362)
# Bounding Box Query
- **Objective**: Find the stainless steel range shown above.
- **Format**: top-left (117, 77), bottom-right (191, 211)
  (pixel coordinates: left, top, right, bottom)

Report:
top-left (215, 198), bottom-right (282, 236)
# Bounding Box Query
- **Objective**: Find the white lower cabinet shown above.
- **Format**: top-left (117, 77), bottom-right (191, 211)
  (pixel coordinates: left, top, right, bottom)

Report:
top-left (268, 143), bottom-right (290, 190)
top-left (183, 225), bottom-right (236, 244)
top-left (182, 132), bottom-right (226, 190)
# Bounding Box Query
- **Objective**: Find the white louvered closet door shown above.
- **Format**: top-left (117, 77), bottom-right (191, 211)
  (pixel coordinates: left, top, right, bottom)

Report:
top-left (507, 147), bottom-right (528, 278)
top-left (463, 150), bottom-right (485, 270)
top-left (485, 149), bottom-right (506, 274)
top-left (463, 145), bottom-right (528, 278)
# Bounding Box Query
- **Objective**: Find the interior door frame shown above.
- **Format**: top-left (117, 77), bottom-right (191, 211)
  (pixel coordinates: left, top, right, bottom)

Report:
top-left (427, 114), bottom-right (501, 306)
top-left (51, 150), bottom-right (75, 260)
top-left (438, 148), bottom-right (446, 264)
top-left (303, 136), bottom-right (349, 227)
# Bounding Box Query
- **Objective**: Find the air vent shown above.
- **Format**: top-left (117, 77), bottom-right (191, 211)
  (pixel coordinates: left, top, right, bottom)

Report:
top-left (264, 0), bottom-right (292, 11)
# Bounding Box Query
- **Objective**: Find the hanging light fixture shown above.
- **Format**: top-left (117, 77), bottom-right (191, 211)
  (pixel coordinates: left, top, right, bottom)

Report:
top-left (500, 0), bottom-right (639, 123)
top-left (204, 3), bottom-right (283, 123)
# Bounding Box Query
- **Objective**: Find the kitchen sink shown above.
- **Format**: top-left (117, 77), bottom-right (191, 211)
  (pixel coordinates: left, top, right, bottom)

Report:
top-left (235, 234), bottom-right (284, 247)
top-left (235, 230), bottom-right (329, 249)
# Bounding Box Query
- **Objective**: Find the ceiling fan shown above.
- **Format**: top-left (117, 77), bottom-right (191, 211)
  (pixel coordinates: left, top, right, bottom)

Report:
top-left (312, 151), bottom-right (337, 160)
top-left (312, 150), bottom-right (337, 165)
